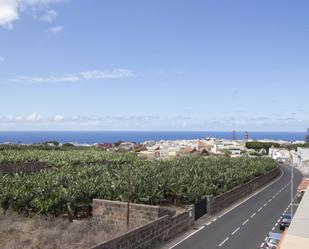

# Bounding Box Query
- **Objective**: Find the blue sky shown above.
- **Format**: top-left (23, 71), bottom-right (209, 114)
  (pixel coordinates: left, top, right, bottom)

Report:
top-left (0, 0), bottom-right (308, 131)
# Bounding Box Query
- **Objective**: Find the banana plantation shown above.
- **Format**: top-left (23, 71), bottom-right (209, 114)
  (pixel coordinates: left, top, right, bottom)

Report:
top-left (0, 147), bottom-right (277, 217)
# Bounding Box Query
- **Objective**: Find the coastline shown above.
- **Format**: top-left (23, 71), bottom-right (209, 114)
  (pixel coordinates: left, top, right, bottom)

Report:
top-left (0, 131), bottom-right (306, 144)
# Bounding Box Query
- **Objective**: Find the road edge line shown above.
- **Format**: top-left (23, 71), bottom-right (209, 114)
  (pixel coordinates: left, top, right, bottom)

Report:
top-left (167, 167), bottom-right (284, 249)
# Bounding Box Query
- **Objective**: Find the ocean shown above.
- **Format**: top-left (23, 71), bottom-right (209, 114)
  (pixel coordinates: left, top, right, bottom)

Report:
top-left (0, 131), bottom-right (307, 144)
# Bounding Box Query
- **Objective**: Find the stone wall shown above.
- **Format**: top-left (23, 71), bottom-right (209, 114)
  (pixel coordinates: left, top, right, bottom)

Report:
top-left (93, 199), bottom-right (176, 229)
top-left (0, 162), bottom-right (49, 175)
top-left (208, 167), bottom-right (280, 214)
top-left (91, 204), bottom-right (194, 249)
top-left (91, 167), bottom-right (280, 248)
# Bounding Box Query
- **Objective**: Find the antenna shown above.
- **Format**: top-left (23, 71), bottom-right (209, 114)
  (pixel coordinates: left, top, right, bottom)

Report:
top-left (232, 130), bottom-right (236, 141)
top-left (244, 131), bottom-right (249, 141)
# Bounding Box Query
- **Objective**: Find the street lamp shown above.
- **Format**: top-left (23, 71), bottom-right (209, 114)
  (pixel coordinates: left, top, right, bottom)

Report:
top-left (290, 151), bottom-right (294, 218)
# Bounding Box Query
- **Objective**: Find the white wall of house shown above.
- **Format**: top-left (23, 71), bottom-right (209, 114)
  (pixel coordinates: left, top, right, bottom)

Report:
top-left (298, 148), bottom-right (309, 161)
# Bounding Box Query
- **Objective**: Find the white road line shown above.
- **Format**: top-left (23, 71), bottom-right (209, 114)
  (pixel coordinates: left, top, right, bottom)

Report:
top-left (232, 227), bottom-right (240, 235)
top-left (242, 219), bottom-right (249, 226)
top-left (259, 188), bottom-right (302, 247)
top-left (206, 168), bottom-right (284, 220)
top-left (258, 207), bottom-right (263, 212)
top-left (218, 237), bottom-right (229, 247)
top-left (206, 222), bottom-right (212, 226)
top-left (264, 203), bottom-right (267, 207)
top-left (167, 168), bottom-right (285, 249)
top-left (251, 213), bottom-right (256, 218)
top-left (167, 226), bottom-right (205, 249)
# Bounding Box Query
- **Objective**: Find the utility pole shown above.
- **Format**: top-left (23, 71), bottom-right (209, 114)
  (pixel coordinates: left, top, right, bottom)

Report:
top-left (126, 163), bottom-right (131, 228)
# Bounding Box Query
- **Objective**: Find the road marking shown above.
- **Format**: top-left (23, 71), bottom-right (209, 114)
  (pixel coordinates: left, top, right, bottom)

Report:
top-left (207, 168), bottom-right (284, 219)
top-left (206, 222), bottom-right (212, 226)
top-left (168, 168), bottom-right (285, 249)
top-left (264, 203), bottom-right (267, 207)
top-left (218, 237), bottom-right (229, 247)
top-left (259, 188), bottom-right (302, 247)
top-left (251, 212), bottom-right (256, 218)
top-left (258, 207), bottom-right (263, 212)
top-left (167, 225), bottom-right (205, 249)
top-left (242, 219), bottom-right (249, 226)
top-left (232, 227), bottom-right (240, 235)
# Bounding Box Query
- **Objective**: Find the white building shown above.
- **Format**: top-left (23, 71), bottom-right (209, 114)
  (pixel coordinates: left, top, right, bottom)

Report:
top-left (291, 148), bottom-right (309, 176)
top-left (269, 148), bottom-right (290, 161)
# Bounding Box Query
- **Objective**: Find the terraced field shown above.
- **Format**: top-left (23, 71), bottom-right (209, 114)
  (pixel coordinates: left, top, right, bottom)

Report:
top-left (0, 147), bottom-right (277, 217)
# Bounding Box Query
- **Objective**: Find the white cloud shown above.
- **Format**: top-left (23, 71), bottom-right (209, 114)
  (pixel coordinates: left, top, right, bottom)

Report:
top-left (0, 56), bottom-right (4, 62)
top-left (26, 112), bottom-right (42, 121)
top-left (11, 69), bottom-right (135, 83)
top-left (0, 112), bottom-right (309, 131)
top-left (40, 9), bottom-right (57, 22)
top-left (49, 25), bottom-right (63, 33)
top-left (0, 112), bottom-right (42, 123)
top-left (0, 0), bottom-right (63, 29)
top-left (54, 114), bottom-right (64, 121)
top-left (0, 0), bottom-right (18, 29)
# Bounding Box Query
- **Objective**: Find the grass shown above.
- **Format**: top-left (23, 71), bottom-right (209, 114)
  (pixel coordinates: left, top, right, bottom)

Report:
top-left (0, 209), bottom-right (129, 249)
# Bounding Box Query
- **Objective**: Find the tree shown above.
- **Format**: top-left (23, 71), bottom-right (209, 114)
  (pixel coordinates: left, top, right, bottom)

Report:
top-left (114, 140), bottom-right (124, 147)
top-left (245, 141), bottom-right (280, 154)
top-left (62, 143), bottom-right (74, 147)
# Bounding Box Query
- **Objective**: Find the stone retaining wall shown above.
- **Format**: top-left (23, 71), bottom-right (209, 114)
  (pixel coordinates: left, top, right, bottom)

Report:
top-left (91, 204), bottom-right (194, 249)
top-left (91, 167), bottom-right (280, 249)
top-left (208, 167), bottom-right (280, 214)
top-left (93, 199), bottom-right (176, 229)
top-left (0, 162), bottom-right (49, 175)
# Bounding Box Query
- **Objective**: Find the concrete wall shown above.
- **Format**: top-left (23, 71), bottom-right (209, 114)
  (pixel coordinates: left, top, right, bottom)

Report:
top-left (91, 202), bottom-right (194, 249)
top-left (208, 167), bottom-right (280, 214)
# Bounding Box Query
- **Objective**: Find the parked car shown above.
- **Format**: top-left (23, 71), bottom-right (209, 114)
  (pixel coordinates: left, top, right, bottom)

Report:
top-left (263, 232), bottom-right (282, 249)
top-left (279, 214), bottom-right (292, 230)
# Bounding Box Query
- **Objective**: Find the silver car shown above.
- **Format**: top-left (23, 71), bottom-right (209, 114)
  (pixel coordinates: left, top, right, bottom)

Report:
top-left (263, 232), bottom-right (282, 249)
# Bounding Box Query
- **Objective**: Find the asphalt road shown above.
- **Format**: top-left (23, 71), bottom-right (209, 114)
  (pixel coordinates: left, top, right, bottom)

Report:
top-left (171, 164), bottom-right (303, 249)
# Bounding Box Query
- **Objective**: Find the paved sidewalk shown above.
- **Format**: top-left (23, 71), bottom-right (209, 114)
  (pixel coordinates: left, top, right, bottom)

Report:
top-left (280, 185), bottom-right (309, 249)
